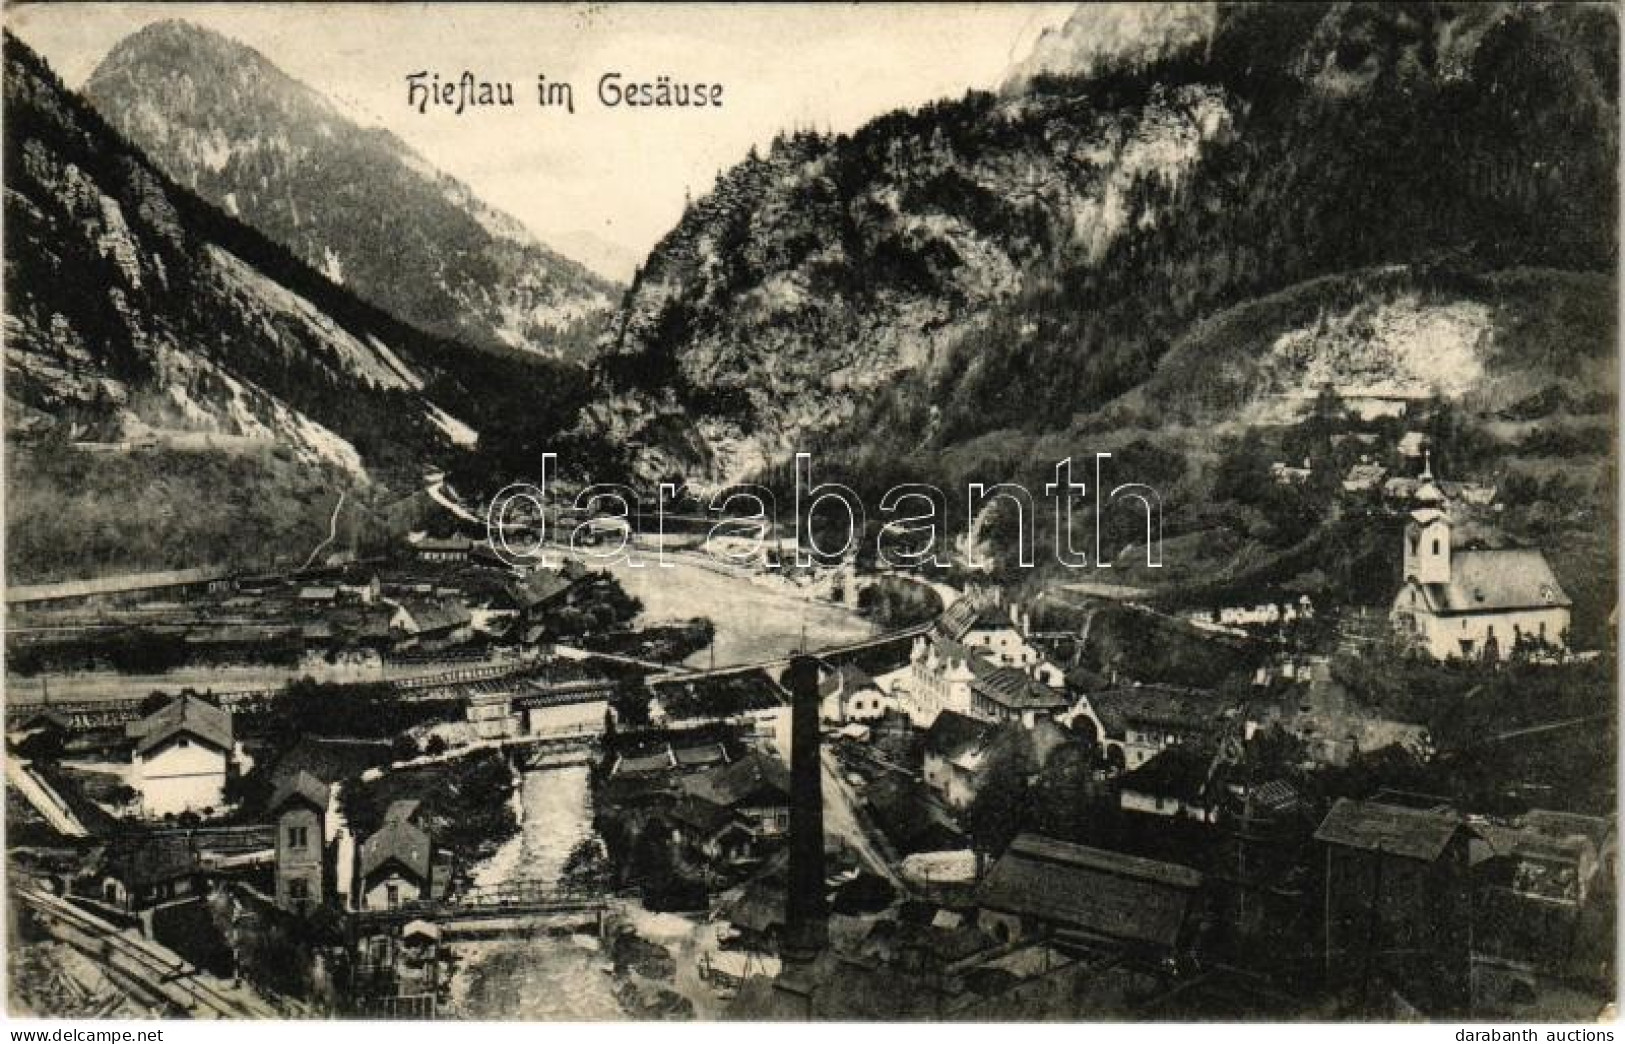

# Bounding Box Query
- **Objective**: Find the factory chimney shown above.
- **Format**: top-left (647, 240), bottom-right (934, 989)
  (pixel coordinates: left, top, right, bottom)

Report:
top-left (781, 654), bottom-right (827, 962)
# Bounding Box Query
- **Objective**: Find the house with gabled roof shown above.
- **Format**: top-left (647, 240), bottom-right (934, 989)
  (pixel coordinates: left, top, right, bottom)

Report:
top-left (1069, 684), bottom-right (1234, 772)
top-left (357, 802), bottom-right (436, 911)
top-left (679, 750), bottom-right (791, 839)
top-left (818, 662), bottom-right (893, 723)
top-left (975, 833), bottom-right (1204, 962)
top-left (126, 694), bottom-right (234, 818)
top-left (1315, 798), bottom-right (1476, 1013)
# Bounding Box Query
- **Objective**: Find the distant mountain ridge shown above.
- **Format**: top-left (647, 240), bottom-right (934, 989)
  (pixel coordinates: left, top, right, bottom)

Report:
top-left (85, 19), bottom-right (618, 361)
top-left (3, 31), bottom-right (600, 578)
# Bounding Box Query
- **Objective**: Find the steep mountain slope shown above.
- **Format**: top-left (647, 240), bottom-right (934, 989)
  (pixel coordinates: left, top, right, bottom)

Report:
top-left (3, 33), bottom-right (597, 579)
top-left (594, 78), bottom-right (1235, 481)
top-left (85, 20), bottom-right (617, 361)
top-left (595, 1), bottom-right (1616, 485)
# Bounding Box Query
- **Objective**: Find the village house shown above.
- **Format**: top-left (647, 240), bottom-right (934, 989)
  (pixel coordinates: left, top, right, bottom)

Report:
top-left (90, 834), bottom-right (207, 912)
top-left (921, 710), bottom-right (1072, 811)
top-left (969, 664), bottom-right (1071, 726)
top-left (5, 567), bottom-right (234, 612)
top-left (1270, 459), bottom-right (1313, 486)
top-left (389, 598), bottom-right (473, 648)
top-left (907, 635), bottom-right (980, 725)
top-left (1116, 743), bottom-right (1221, 824)
top-left (975, 833), bottom-right (1204, 965)
top-left (668, 795), bottom-right (763, 868)
top-left (1397, 430), bottom-right (1429, 466)
top-left (357, 801), bottom-right (439, 911)
top-left (1316, 798), bottom-right (1476, 1014)
top-left (1067, 685), bottom-right (1234, 772)
top-left (1341, 460), bottom-right (1388, 495)
top-left (921, 710), bottom-right (995, 809)
top-left (678, 751), bottom-right (791, 840)
top-left (818, 663), bottom-right (893, 724)
top-left (1390, 507), bottom-right (1570, 661)
top-left (126, 694), bottom-right (235, 818)
top-left (1471, 810), bottom-right (1617, 1002)
top-left (938, 598), bottom-right (1061, 678)
top-left (271, 771), bottom-right (331, 915)
top-left (297, 585), bottom-right (339, 606)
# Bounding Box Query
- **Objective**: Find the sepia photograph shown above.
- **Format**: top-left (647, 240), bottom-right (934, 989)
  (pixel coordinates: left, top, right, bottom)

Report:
top-left (0, 0), bottom-right (1618, 1025)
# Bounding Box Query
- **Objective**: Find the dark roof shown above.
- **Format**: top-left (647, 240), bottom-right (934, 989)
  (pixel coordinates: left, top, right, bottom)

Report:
top-left (936, 600), bottom-right (1013, 641)
top-left (384, 799), bottom-right (422, 825)
top-left (510, 568), bottom-right (573, 609)
top-left (396, 598), bottom-right (471, 634)
top-left (1411, 548), bottom-right (1571, 613)
top-left (672, 742), bottom-right (730, 768)
top-left (681, 751), bottom-right (790, 809)
top-left (970, 665), bottom-right (1070, 712)
top-left (271, 736), bottom-right (392, 787)
top-left (102, 835), bottom-right (202, 890)
top-left (1520, 809), bottom-right (1614, 853)
top-left (129, 694), bottom-right (232, 755)
top-left (269, 770), bottom-right (330, 815)
top-left (922, 709), bottom-right (994, 758)
top-left (8, 567), bottom-right (231, 605)
top-left (415, 535), bottom-right (473, 553)
top-left (818, 663), bottom-right (876, 699)
top-left (1314, 798), bottom-right (1468, 862)
top-left (360, 819), bottom-right (432, 882)
top-left (668, 795), bottom-right (737, 838)
top-left (1118, 743), bottom-right (1215, 803)
top-left (613, 748), bottom-right (676, 776)
top-left (1087, 686), bottom-right (1229, 739)
top-left (975, 833), bottom-right (1201, 950)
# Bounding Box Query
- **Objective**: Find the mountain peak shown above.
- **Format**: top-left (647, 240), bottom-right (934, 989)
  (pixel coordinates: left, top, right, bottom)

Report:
top-left (85, 19), bottom-right (619, 360)
top-left (1003, 2), bottom-right (1217, 89)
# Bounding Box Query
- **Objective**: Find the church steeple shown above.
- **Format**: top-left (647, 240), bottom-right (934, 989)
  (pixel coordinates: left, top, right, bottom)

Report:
top-left (1405, 506), bottom-right (1452, 585)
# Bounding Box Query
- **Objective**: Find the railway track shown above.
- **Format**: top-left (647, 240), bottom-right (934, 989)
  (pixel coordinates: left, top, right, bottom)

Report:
top-left (15, 887), bottom-right (279, 1019)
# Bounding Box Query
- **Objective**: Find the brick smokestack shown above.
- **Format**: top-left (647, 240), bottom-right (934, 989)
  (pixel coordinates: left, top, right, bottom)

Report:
top-left (782, 654), bottom-right (827, 961)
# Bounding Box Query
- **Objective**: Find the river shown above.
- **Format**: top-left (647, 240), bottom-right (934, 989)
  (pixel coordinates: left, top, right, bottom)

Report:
top-left (601, 555), bottom-right (876, 667)
top-left (448, 564), bottom-right (874, 1018)
top-left (447, 763), bottom-right (624, 1019)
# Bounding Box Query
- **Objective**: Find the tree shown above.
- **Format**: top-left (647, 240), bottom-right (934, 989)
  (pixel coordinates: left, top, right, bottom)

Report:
top-left (965, 751), bottom-right (1029, 856)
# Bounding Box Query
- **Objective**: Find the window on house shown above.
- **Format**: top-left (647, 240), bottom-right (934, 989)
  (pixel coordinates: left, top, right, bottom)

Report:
top-left (287, 825), bottom-right (309, 849)
top-left (386, 883), bottom-right (401, 910)
top-left (288, 879), bottom-right (309, 900)
top-left (1432, 539), bottom-right (1440, 555)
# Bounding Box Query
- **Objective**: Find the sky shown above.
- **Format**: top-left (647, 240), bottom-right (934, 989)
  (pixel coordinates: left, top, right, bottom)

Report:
top-left (8, 2), bottom-right (1074, 281)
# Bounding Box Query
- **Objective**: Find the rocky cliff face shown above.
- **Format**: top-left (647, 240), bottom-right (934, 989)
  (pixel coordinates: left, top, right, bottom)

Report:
top-left (594, 78), bottom-right (1234, 483)
top-left (592, 1), bottom-right (1616, 486)
top-left (1003, 1), bottom-right (1218, 90)
top-left (85, 20), bottom-right (618, 361)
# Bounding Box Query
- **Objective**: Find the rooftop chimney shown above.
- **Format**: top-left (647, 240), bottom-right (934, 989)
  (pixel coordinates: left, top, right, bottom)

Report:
top-left (781, 654), bottom-right (827, 962)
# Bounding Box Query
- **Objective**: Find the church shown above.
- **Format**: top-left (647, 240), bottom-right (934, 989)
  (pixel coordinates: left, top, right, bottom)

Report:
top-left (1390, 502), bottom-right (1571, 662)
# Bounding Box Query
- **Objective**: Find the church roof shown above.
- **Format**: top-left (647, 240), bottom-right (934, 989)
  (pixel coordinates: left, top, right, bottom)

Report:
top-left (1412, 549), bottom-right (1571, 614)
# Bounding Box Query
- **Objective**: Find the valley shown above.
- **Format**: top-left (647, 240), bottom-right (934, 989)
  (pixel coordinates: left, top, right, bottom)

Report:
top-left (2, 1), bottom-right (1617, 1026)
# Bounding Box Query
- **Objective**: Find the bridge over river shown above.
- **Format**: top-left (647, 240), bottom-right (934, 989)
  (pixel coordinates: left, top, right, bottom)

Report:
top-left (358, 883), bottom-right (620, 941)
